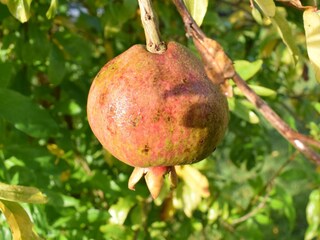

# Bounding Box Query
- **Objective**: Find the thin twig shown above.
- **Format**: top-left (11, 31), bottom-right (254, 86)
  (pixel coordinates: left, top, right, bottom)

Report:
top-left (232, 151), bottom-right (298, 225)
top-left (172, 0), bottom-right (320, 165)
top-left (231, 190), bottom-right (270, 225)
top-left (233, 73), bottom-right (320, 165)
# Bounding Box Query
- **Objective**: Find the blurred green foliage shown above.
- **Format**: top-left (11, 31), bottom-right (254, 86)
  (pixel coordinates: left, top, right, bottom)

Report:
top-left (0, 0), bottom-right (319, 239)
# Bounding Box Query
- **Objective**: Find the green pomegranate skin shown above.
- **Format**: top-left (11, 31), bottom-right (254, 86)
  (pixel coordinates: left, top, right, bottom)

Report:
top-left (87, 41), bottom-right (228, 168)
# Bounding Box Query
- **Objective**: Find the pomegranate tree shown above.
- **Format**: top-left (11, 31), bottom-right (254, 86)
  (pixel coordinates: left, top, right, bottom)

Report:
top-left (87, 1), bottom-right (229, 199)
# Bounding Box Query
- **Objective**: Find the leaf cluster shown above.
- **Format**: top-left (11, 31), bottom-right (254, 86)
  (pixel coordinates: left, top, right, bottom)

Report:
top-left (0, 0), bottom-right (319, 239)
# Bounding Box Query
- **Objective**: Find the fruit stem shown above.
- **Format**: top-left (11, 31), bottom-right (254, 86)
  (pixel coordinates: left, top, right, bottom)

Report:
top-left (138, 0), bottom-right (166, 54)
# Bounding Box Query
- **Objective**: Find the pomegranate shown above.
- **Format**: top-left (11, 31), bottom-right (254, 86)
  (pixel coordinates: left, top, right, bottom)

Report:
top-left (87, 41), bottom-right (228, 198)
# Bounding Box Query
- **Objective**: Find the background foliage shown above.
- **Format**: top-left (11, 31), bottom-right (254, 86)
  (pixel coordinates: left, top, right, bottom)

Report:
top-left (0, 0), bottom-right (319, 239)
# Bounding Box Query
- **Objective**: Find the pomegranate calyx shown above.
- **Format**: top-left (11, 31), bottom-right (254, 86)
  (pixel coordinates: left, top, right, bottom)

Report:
top-left (128, 166), bottom-right (177, 199)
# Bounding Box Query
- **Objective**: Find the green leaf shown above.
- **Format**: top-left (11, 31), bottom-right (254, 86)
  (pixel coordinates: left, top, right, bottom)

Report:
top-left (280, 168), bottom-right (306, 181)
top-left (100, 224), bottom-right (134, 240)
top-left (0, 200), bottom-right (43, 240)
top-left (234, 85), bottom-right (276, 97)
top-left (0, 88), bottom-right (59, 138)
top-left (182, 183), bottom-right (202, 217)
top-left (234, 60), bottom-right (263, 81)
top-left (306, 189), bottom-right (320, 225)
top-left (108, 197), bottom-right (135, 224)
top-left (305, 189), bottom-right (320, 240)
top-left (103, 0), bottom-right (137, 37)
top-left (254, 0), bottom-right (276, 17)
top-left (255, 213), bottom-right (270, 225)
top-left (270, 198), bottom-right (284, 210)
top-left (183, 0), bottom-right (208, 26)
top-left (276, 186), bottom-right (296, 230)
top-left (303, 9), bottom-right (320, 82)
top-left (271, 8), bottom-right (300, 63)
top-left (0, 182), bottom-right (47, 204)
top-left (305, 223), bottom-right (320, 240)
top-left (0, 62), bottom-right (13, 88)
top-left (313, 102), bottom-right (320, 114)
top-left (46, 0), bottom-right (57, 19)
top-left (228, 98), bottom-right (260, 124)
top-left (251, 6), bottom-right (263, 24)
top-left (48, 44), bottom-right (66, 85)
top-left (6, 0), bottom-right (33, 23)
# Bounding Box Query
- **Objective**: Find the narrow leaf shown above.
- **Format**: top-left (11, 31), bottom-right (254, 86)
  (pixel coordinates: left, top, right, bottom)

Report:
top-left (303, 9), bottom-right (320, 82)
top-left (183, 0), bottom-right (208, 26)
top-left (6, 0), bottom-right (33, 23)
top-left (46, 0), bottom-right (58, 19)
top-left (251, 6), bottom-right (263, 24)
top-left (228, 98), bottom-right (260, 124)
top-left (0, 89), bottom-right (59, 138)
top-left (271, 8), bottom-right (300, 63)
top-left (0, 200), bottom-right (43, 240)
top-left (48, 44), bottom-right (66, 85)
top-left (306, 189), bottom-right (320, 225)
top-left (0, 182), bottom-right (47, 204)
top-left (254, 0), bottom-right (276, 17)
top-left (234, 85), bottom-right (276, 97)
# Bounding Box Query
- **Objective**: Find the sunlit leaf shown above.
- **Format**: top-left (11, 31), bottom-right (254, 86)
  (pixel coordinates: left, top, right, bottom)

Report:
top-left (183, 0), bottom-right (208, 26)
top-left (255, 213), bottom-right (271, 225)
top-left (176, 165), bottom-right (210, 198)
top-left (181, 183), bottom-right (202, 217)
top-left (6, 0), bottom-right (33, 23)
top-left (228, 98), bottom-right (260, 124)
top-left (251, 6), bottom-right (263, 24)
top-left (46, 0), bottom-right (57, 19)
top-left (254, 0), bottom-right (276, 17)
top-left (305, 223), bottom-right (320, 240)
top-left (207, 201), bottom-right (220, 223)
top-left (0, 200), bottom-right (42, 240)
top-left (234, 60), bottom-right (263, 81)
top-left (271, 8), bottom-right (300, 63)
top-left (306, 189), bottom-right (320, 225)
top-left (303, 9), bottom-right (320, 82)
top-left (0, 89), bottom-right (59, 138)
top-left (100, 224), bottom-right (134, 240)
top-left (313, 102), bottom-right (320, 114)
top-left (234, 85), bottom-right (276, 97)
top-left (175, 165), bottom-right (210, 217)
top-left (0, 182), bottom-right (47, 204)
top-left (305, 189), bottom-right (320, 240)
top-left (108, 197), bottom-right (135, 224)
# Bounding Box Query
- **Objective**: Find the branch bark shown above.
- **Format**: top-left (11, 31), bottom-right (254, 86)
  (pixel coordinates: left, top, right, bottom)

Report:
top-left (172, 0), bottom-right (320, 165)
top-left (138, 0), bottom-right (166, 53)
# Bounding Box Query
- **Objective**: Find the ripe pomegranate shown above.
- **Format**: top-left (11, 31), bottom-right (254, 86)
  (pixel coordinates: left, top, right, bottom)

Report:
top-left (87, 41), bottom-right (229, 198)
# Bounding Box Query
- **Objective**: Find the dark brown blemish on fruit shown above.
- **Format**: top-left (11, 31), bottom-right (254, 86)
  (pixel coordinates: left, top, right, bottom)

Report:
top-left (131, 120), bottom-right (137, 127)
top-left (131, 115), bottom-right (142, 127)
top-left (153, 110), bottom-right (161, 122)
top-left (141, 144), bottom-right (150, 155)
top-left (99, 93), bottom-right (108, 105)
top-left (108, 105), bottom-right (115, 115)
